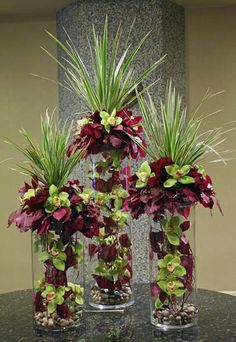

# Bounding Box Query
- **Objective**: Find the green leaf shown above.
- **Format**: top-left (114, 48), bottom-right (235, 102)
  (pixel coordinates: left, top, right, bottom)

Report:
top-left (174, 265), bottom-right (186, 277)
top-left (53, 258), bottom-right (65, 271)
top-left (49, 184), bottom-right (58, 196)
top-left (138, 161), bottom-right (151, 174)
top-left (158, 280), bottom-right (167, 292)
top-left (157, 258), bottom-right (166, 269)
top-left (170, 216), bottom-right (180, 228)
top-left (181, 165), bottom-right (191, 175)
top-left (47, 300), bottom-right (56, 314)
top-left (135, 179), bottom-right (146, 189)
top-left (58, 252), bottom-right (67, 261)
top-left (167, 233), bottom-right (180, 246)
top-left (38, 251), bottom-right (50, 262)
top-left (75, 296), bottom-right (84, 305)
top-left (174, 288), bottom-right (186, 297)
top-left (163, 178), bottom-right (177, 188)
top-left (179, 176), bottom-right (195, 184)
top-left (165, 165), bottom-right (179, 177)
top-left (114, 198), bottom-right (122, 210)
top-left (155, 297), bottom-right (164, 309)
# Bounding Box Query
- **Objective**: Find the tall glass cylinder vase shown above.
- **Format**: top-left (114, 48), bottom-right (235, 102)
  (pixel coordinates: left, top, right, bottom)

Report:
top-left (149, 206), bottom-right (197, 330)
top-left (32, 224), bottom-right (84, 331)
top-left (86, 149), bottom-right (134, 309)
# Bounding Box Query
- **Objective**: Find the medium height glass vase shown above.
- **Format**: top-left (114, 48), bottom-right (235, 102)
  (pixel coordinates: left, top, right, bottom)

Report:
top-left (87, 149), bottom-right (134, 309)
top-left (32, 224), bottom-right (84, 331)
top-left (149, 206), bottom-right (197, 329)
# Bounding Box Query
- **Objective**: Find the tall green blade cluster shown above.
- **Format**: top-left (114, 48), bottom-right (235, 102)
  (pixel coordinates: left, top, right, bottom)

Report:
top-left (138, 82), bottom-right (231, 166)
top-left (42, 18), bottom-right (165, 114)
top-left (5, 111), bottom-right (85, 188)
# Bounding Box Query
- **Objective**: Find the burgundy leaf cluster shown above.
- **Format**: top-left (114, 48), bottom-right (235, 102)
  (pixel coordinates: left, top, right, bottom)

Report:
top-left (124, 158), bottom-right (216, 221)
top-left (88, 231), bottom-right (132, 290)
top-left (8, 178), bottom-right (101, 239)
top-left (67, 109), bottom-right (146, 160)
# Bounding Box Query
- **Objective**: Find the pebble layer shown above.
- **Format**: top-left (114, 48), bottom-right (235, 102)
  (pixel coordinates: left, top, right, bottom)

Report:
top-left (34, 309), bottom-right (82, 330)
top-left (153, 303), bottom-right (198, 327)
top-left (91, 285), bottom-right (132, 305)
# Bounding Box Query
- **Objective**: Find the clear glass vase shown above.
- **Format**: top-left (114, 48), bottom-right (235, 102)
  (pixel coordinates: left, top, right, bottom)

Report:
top-left (149, 206), bottom-right (197, 330)
top-left (86, 149), bottom-right (134, 309)
top-left (32, 224), bottom-right (84, 332)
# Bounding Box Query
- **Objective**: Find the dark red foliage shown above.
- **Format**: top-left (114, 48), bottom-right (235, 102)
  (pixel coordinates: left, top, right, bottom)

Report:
top-left (57, 304), bottom-right (71, 319)
top-left (119, 233), bottom-right (131, 248)
top-left (34, 292), bottom-right (44, 312)
top-left (8, 179), bottom-right (101, 239)
top-left (93, 275), bottom-right (116, 290)
top-left (67, 109), bottom-right (146, 160)
top-left (99, 244), bottom-right (117, 262)
top-left (44, 263), bottom-right (68, 286)
top-left (124, 159), bottom-right (217, 221)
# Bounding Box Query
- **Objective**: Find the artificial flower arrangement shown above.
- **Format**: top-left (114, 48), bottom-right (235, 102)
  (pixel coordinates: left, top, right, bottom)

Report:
top-left (7, 114), bottom-right (102, 330)
top-left (123, 82), bottom-right (228, 329)
top-left (41, 18), bottom-right (165, 309)
top-left (6, 17), bottom-right (230, 332)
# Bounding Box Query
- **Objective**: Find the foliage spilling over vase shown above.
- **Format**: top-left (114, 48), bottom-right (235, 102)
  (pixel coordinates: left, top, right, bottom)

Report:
top-left (124, 82), bottom-right (227, 329)
top-left (43, 18), bottom-right (164, 309)
top-left (7, 114), bottom-right (102, 330)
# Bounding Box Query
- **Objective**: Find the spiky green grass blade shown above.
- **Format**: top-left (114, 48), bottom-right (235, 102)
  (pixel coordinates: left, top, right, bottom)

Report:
top-left (138, 81), bottom-right (233, 166)
top-left (5, 111), bottom-right (85, 188)
top-left (42, 18), bottom-right (165, 114)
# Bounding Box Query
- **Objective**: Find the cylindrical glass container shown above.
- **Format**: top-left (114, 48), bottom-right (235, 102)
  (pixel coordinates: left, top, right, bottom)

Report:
top-left (87, 149), bottom-right (134, 309)
top-left (32, 225), bottom-right (84, 331)
top-left (149, 206), bottom-right (197, 329)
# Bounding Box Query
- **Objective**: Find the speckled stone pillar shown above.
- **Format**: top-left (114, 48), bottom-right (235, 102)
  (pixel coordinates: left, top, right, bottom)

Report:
top-left (56, 0), bottom-right (185, 283)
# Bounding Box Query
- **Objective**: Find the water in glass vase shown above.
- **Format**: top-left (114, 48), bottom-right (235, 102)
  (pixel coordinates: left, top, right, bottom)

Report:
top-left (32, 225), bottom-right (84, 331)
top-left (149, 206), bottom-right (197, 330)
top-left (87, 149), bottom-right (134, 309)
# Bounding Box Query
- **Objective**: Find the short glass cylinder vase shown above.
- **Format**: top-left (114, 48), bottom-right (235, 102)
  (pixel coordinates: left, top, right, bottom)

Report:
top-left (87, 149), bottom-right (134, 309)
top-left (149, 206), bottom-right (197, 330)
top-left (32, 224), bottom-right (84, 332)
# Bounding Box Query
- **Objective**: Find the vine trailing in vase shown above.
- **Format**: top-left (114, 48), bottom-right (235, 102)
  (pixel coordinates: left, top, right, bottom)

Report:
top-left (6, 114), bottom-right (101, 331)
top-left (43, 18), bottom-right (165, 308)
top-left (124, 82), bottom-right (230, 329)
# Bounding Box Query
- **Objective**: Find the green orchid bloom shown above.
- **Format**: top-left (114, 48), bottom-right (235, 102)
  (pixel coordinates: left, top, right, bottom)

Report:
top-left (157, 253), bottom-right (186, 281)
top-left (164, 164), bottom-right (195, 188)
top-left (161, 216), bottom-right (182, 246)
top-left (23, 188), bottom-right (36, 201)
top-left (38, 240), bottom-right (67, 272)
top-left (79, 189), bottom-right (94, 205)
top-left (100, 109), bottom-right (122, 133)
top-left (44, 184), bottom-right (70, 213)
top-left (109, 185), bottom-right (128, 210)
top-left (158, 279), bottom-right (186, 297)
top-left (34, 277), bottom-right (45, 292)
top-left (196, 165), bottom-right (207, 178)
top-left (135, 161), bottom-right (154, 189)
top-left (41, 284), bottom-right (65, 314)
top-left (67, 282), bottom-right (84, 306)
top-left (111, 210), bottom-right (130, 228)
top-left (95, 192), bottom-right (108, 208)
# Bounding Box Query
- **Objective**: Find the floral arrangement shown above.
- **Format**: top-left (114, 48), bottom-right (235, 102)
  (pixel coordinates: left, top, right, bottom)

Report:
top-left (67, 109), bottom-right (146, 160)
top-left (6, 114), bottom-right (101, 329)
top-left (123, 82), bottom-right (228, 327)
top-left (41, 18), bottom-right (165, 309)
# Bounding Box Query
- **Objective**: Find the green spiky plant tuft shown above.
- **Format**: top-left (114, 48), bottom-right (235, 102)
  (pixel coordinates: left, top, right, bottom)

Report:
top-left (41, 17), bottom-right (165, 114)
top-left (5, 111), bottom-right (85, 188)
top-left (137, 81), bottom-right (234, 166)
